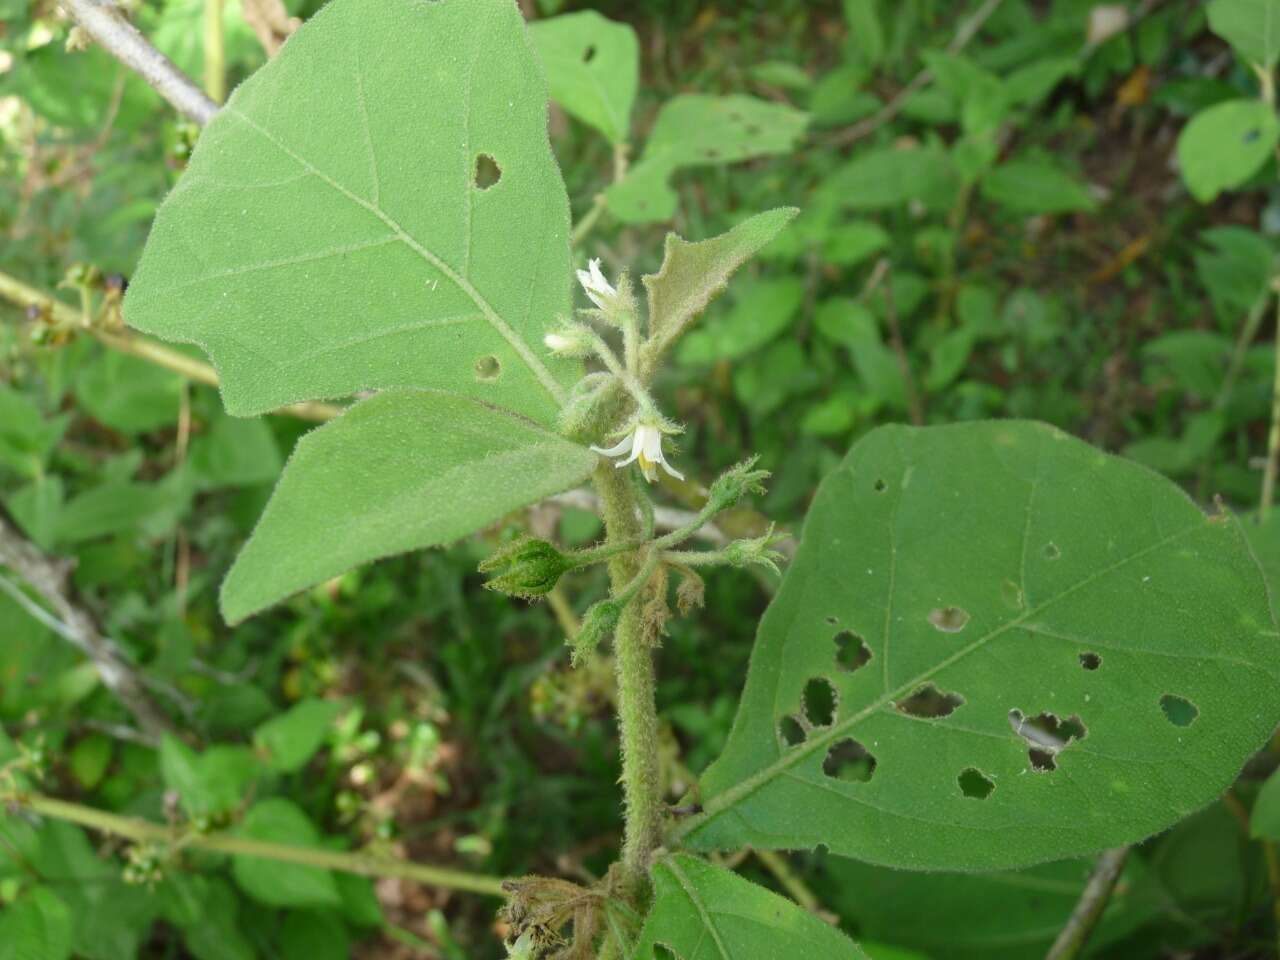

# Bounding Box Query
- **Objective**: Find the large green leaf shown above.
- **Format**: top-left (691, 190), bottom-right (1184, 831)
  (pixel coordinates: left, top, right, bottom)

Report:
top-left (1177, 99), bottom-right (1279, 202)
top-left (220, 389), bottom-right (595, 623)
top-left (125, 0), bottom-right (576, 426)
top-left (630, 854), bottom-right (867, 960)
top-left (231, 799), bottom-right (342, 908)
top-left (678, 421), bottom-right (1280, 871)
top-left (606, 96), bottom-right (808, 223)
top-left (0, 886), bottom-right (72, 960)
top-left (981, 161), bottom-right (1097, 215)
top-left (1208, 0), bottom-right (1280, 67)
top-left (529, 11), bottom-right (638, 144)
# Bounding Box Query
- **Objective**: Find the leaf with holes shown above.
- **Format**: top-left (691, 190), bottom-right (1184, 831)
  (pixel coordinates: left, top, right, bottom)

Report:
top-left (1177, 99), bottom-right (1279, 203)
top-left (606, 96), bottom-right (808, 223)
top-left (1208, 0), bottom-right (1280, 67)
top-left (125, 0), bottom-right (576, 427)
top-left (630, 854), bottom-right (868, 960)
top-left (220, 389), bottom-right (596, 623)
top-left (529, 11), bottom-right (638, 145)
top-left (675, 421), bottom-right (1280, 871)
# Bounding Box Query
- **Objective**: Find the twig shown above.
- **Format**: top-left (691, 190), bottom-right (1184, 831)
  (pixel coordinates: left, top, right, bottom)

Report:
top-left (203, 0), bottom-right (227, 103)
top-left (10, 791), bottom-right (507, 898)
top-left (1043, 847), bottom-right (1130, 960)
top-left (826, 0), bottom-right (1007, 148)
top-left (58, 0), bottom-right (218, 126)
top-left (0, 269), bottom-right (339, 422)
top-left (0, 514), bottom-right (172, 742)
top-left (241, 0), bottom-right (299, 56)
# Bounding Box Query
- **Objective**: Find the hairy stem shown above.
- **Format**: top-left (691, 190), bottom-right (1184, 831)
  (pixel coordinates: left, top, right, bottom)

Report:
top-left (593, 463), bottom-right (663, 902)
top-left (10, 791), bottom-right (506, 897)
top-left (1044, 847), bottom-right (1129, 960)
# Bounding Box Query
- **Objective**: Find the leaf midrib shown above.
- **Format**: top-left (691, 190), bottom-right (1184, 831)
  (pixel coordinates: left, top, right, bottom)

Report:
top-left (221, 106), bottom-right (568, 408)
top-left (665, 858), bottom-right (731, 960)
top-left (673, 518), bottom-right (1208, 846)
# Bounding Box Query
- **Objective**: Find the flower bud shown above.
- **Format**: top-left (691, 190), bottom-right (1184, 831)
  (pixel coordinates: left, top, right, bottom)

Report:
top-left (569, 598), bottom-right (623, 666)
top-left (479, 538), bottom-right (573, 600)
top-left (542, 324), bottom-right (594, 358)
top-left (708, 456), bottom-right (770, 512)
top-left (722, 524), bottom-right (787, 575)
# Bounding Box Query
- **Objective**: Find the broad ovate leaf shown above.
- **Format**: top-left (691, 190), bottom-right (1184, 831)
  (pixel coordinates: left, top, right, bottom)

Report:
top-left (640, 208), bottom-right (799, 378)
top-left (231, 799), bottom-right (341, 908)
top-left (606, 95), bottom-right (808, 223)
top-left (980, 161), bottom-right (1097, 215)
top-left (529, 11), bottom-right (638, 145)
top-left (1177, 99), bottom-right (1279, 203)
top-left (220, 389), bottom-right (595, 623)
top-left (677, 421), bottom-right (1280, 871)
top-left (1208, 0), bottom-right (1280, 67)
top-left (630, 854), bottom-right (867, 960)
top-left (126, 0), bottom-right (575, 427)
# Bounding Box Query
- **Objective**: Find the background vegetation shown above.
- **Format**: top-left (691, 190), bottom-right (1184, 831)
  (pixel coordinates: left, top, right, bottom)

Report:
top-left (5, 0), bottom-right (1280, 957)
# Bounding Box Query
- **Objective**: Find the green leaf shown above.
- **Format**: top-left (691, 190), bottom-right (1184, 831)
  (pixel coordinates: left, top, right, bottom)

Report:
top-left (279, 910), bottom-right (351, 960)
top-left (843, 0), bottom-right (885, 65)
top-left (676, 278), bottom-right (804, 365)
top-left (74, 350), bottom-right (183, 435)
top-left (642, 209), bottom-right (799, 374)
top-left (981, 161), bottom-right (1097, 214)
top-left (231, 798), bottom-right (342, 908)
top-left (822, 144), bottom-right (959, 212)
top-left (631, 854), bottom-right (868, 960)
top-left (529, 11), bottom-right (638, 144)
top-left (220, 389), bottom-right (595, 623)
top-left (125, 0), bottom-right (577, 426)
top-left (681, 421), bottom-right (1280, 871)
top-left (68, 734), bottom-right (114, 790)
top-left (0, 384), bottom-right (68, 479)
top-left (1177, 99), bottom-right (1279, 202)
top-left (189, 413), bottom-right (283, 489)
top-left (1252, 767), bottom-right (1280, 838)
top-left (0, 886), bottom-right (72, 960)
top-left (159, 735), bottom-right (261, 818)
top-left (1194, 226), bottom-right (1275, 326)
top-left (1208, 0), bottom-right (1280, 67)
top-left (254, 698), bottom-right (343, 773)
top-left (606, 96), bottom-right (808, 223)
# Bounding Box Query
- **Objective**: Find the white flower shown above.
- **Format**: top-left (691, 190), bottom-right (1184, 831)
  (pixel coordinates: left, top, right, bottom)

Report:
top-left (576, 258), bottom-right (617, 311)
top-left (591, 420), bottom-right (684, 483)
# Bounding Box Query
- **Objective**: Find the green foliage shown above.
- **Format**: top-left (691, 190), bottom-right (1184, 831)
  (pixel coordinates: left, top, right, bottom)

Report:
top-left (125, 0), bottom-right (578, 425)
top-left (607, 96), bottom-right (809, 223)
top-left (1177, 99), bottom-right (1279, 202)
top-left (231, 798), bottom-right (343, 908)
top-left (0, 886), bottom-right (73, 960)
top-left (686, 421), bottom-right (1280, 870)
top-left (631, 854), bottom-right (867, 960)
top-left (253, 697), bottom-right (343, 773)
top-left (220, 389), bottom-right (596, 622)
top-left (980, 160), bottom-right (1097, 215)
top-left (530, 11), bottom-right (639, 145)
top-left (1208, 0), bottom-right (1280, 66)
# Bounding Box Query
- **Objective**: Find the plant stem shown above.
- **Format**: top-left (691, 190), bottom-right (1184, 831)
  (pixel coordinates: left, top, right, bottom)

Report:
top-left (1044, 847), bottom-right (1129, 960)
top-left (1260, 295), bottom-right (1280, 522)
top-left (592, 463), bottom-right (663, 902)
top-left (203, 0), bottom-right (226, 102)
top-left (753, 849), bottom-right (823, 914)
top-left (11, 791), bottom-right (507, 898)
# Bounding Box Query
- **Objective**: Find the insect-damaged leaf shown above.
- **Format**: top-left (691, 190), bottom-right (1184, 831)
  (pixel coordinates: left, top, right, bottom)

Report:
top-left (529, 11), bottom-right (639, 145)
top-left (125, 0), bottom-right (576, 427)
top-left (676, 421), bottom-right (1280, 871)
top-left (630, 854), bottom-right (868, 960)
top-left (220, 390), bottom-right (595, 624)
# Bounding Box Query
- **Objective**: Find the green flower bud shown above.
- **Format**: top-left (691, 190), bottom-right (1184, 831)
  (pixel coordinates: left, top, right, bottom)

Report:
top-left (722, 524), bottom-right (788, 575)
top-left (479, 538), bottom-right (573, 600)
top-left (708, 456), bottom-right (770, 512)
top-left (569, 598), bottom-right (623, 666)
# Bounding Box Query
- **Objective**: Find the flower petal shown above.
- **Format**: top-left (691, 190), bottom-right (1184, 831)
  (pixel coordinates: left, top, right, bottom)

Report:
top-left (591, 436), bottom-right (633, 457)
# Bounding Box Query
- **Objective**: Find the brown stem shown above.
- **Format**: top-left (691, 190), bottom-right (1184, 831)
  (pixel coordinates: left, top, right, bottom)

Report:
top-left (1044, 847), bottom-right (1130, 960)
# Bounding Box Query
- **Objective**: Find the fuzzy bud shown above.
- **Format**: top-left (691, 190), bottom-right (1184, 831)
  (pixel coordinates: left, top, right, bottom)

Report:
top-left (722, 524), bottom-right (788, 575)
top-left (708, 456), bottom-right (771, 512)
top-left (570, 598), bottom-right (623, 666)
top-left (542, 324), bottom-right (595, 359)
top-left (479, 538), bottom-right (572, 600)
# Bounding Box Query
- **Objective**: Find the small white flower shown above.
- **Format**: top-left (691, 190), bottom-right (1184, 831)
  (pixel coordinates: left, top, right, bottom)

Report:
top-left (591, 420), bottom-right (684, 483)
top-left (576, 258), bottom-right (618, 311)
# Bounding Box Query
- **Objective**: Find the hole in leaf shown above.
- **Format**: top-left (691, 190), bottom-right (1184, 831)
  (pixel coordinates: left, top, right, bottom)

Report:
top-left (1043, 542), bottom-right (1061, 560)
top-left (1009, 709), bottom-right (1087, 772)
top-left (895, 683), bottom-right (964, 719)
top-left (834, 630), bottom-right (871, 673)
top-left (1160, 694), bottom-right (1198, 728)
top-left (958, 767), bottom-right (995, 799)
top-left (473, 153), bottom-right (501, 189)
top-left (873, 478), bottom-right (887, 493)
top-left (583, 44), bottom-right (597, 63)
top-left (653, 946), bottom-right (679, 960)
top-left (778, 715), bottom-right (806, 747)
top-left (928, 606), bottom-right (969, 633)
top-left (474, 355), bottom-right (501, 381)
top-left (704, 148), bottom-right (720, 159)
top-left (823, 738), bottom-right (876, 783)
top-left (1244, 127), bottom-right (1262, 144)
top-left (1079, 652), bottom-right (1101, 671)
top-left (825, 615), bottom-right (839, 625)
top-left (803, 678), bottom-right (837, 727)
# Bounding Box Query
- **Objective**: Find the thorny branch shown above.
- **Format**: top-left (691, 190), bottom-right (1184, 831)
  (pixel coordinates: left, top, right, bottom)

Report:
top-left (0, 508), bottom-right (173, 743)
top-left (58, 0), bottom-right (218, 126)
